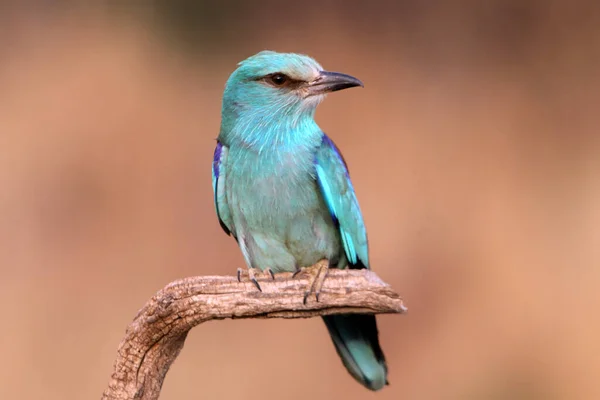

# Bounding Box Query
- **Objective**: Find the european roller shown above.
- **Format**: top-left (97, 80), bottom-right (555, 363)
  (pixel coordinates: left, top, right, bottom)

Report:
top-left (212, 50), bottom-right (388, 391)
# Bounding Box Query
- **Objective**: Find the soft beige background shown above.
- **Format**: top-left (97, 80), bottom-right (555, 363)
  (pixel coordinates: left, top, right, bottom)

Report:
top-left (1, 2), bottom-right (599, 399)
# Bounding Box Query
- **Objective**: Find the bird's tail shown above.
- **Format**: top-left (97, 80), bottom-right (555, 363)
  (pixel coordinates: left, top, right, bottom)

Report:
top-left (322, 314), bottom-right (388, 391)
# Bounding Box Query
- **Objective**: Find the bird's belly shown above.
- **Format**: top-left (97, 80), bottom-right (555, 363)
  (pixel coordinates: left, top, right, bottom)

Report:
top-left (227, 158), bottom-right (342, 272)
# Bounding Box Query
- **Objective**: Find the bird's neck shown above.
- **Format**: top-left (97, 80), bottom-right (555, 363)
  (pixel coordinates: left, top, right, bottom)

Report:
top-left (220, 111), bottom-right (322, 153)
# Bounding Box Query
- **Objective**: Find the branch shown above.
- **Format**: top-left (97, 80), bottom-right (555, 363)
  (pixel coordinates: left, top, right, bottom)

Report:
top-left (101, 268), bottom-right (406, 400)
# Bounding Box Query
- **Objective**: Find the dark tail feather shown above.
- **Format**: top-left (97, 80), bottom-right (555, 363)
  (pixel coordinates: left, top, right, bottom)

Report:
top-left (322, 314), bottom-right (388, 391)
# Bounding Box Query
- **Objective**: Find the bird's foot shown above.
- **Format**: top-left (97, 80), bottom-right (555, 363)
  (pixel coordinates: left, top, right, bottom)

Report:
top-left (237, 267), bottom-right (263, 292)
top-left (296, 260), bottom-right (330, 305)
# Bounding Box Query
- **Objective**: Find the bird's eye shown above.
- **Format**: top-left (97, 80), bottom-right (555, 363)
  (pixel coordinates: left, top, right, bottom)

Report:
top-left (268, 73), bottom-right (289, 86)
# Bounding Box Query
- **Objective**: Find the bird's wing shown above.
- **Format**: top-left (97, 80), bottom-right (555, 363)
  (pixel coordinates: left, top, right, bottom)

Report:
top-left (212, 141), bottom-right (234, 236)
top-left (314, 134), bottom-right (369, 269)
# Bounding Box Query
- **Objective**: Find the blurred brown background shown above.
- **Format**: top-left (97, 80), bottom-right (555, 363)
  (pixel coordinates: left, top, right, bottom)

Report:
top-left (1, 1), bottom-right (599, 399)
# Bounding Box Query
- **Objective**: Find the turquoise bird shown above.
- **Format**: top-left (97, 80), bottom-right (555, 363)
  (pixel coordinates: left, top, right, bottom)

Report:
top-left (212, 51), bottom-right (388, 391)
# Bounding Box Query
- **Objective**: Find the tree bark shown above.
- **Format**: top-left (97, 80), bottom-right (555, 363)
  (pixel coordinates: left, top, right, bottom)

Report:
top-left (101, 268), bottom-right (406, 400)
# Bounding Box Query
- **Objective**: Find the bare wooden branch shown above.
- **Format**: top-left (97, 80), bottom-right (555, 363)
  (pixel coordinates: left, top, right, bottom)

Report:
top-left (101, 268), bottom-right (406, 400)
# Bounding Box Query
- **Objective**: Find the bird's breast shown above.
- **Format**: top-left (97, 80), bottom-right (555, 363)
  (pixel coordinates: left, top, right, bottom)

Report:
top-left (227, 147), bottom-right (321, 219)
top-left (225, 144), bottom-right (342, 270)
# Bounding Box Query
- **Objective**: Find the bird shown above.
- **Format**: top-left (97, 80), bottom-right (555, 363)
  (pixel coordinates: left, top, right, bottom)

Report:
top-left (212, 50), bottom-right (388, 391)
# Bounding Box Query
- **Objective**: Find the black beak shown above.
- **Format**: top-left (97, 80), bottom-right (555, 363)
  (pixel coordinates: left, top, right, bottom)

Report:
top-left (307, 71), bottom-right (364, 96)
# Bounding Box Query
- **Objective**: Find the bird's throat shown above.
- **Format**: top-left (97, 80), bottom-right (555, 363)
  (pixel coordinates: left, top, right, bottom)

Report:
top-left (227, 114), bottom-right (322, 153)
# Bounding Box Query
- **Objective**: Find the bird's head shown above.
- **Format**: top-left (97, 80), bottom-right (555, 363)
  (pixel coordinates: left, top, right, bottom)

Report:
top-left (220, 51), bottom-right (363, 145)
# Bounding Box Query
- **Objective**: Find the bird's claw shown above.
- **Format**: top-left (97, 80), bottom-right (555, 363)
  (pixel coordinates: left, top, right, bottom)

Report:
top-left (265, 268), bottom-right (275, 280)
top-left (302, 291), bottom-right (311, 305)
top-left (237, 267), bottom-right (263, 292)
top-left (297, 260), bottom-right (329, 305)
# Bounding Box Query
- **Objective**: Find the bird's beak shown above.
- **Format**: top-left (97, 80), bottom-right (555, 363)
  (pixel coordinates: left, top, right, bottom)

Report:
top-left (306, 71), bottom-right (364, 96)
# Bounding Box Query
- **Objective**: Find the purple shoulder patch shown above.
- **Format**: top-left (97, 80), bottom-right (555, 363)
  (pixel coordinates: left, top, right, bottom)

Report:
top-left (321, 134), bottom-right (350, 177)
top-left (213, 141), bottom-right (223, 177)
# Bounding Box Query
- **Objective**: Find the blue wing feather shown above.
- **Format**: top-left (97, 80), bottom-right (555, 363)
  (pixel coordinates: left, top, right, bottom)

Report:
top-left (314, 134), bottom-right (369, 269)
top-left (212, 141), bottom-right (234, 236)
